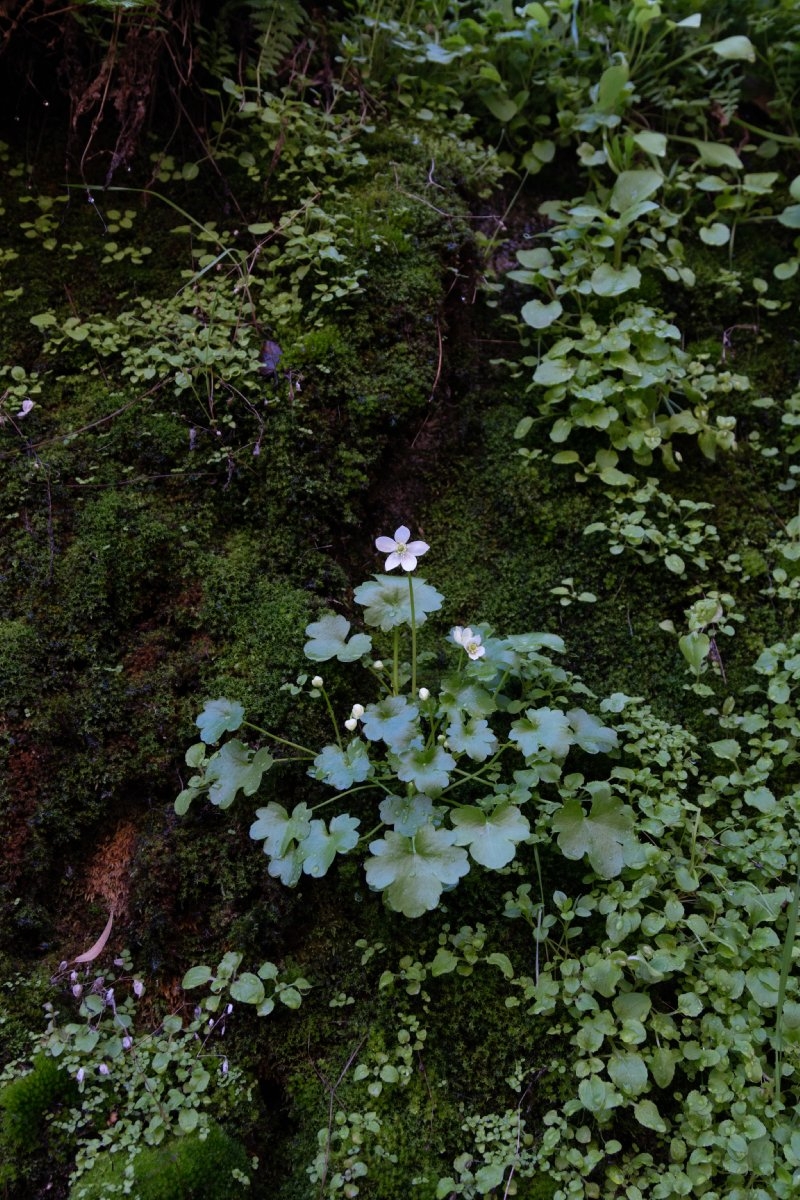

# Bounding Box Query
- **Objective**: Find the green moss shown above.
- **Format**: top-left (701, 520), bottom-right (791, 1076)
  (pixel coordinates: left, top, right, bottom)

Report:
top-left (70, 1122), bottom-right (252, 1200)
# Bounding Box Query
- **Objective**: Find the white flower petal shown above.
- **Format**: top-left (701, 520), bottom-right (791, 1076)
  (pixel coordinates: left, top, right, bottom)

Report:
top-left (406, 540), bottom-right (429, 557)
top-left (394, 525), bottom-right (411, 542)
top-left (376, 536), bottom-right (397, 553)
top-left (468, 645), bottom-right (486, 660)
top-left (385, 551), bottom-right (402, 571)
top-left (451, 626), bottom-right (466, 646)
top-left (398, 550), bottom-right (418, 571)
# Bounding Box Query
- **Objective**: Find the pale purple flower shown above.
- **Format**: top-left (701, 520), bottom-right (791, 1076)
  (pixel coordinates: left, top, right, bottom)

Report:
top-left (98, 1063), bottom-right (110, 1076)
top-left (76, 1068), bottom-right (85, 1084)
top-left (375, 526), bottom-right (429, 572)
top-left (452, 626), bottom-right (485, 661)
top-left (132, 979), bottom-right (144, 998)
top-left (17, 399), bottom-right (34, 418)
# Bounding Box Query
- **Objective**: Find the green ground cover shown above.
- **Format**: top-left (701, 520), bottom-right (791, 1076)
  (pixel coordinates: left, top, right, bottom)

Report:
top-left (1, 0), bottom-right (800, 1196)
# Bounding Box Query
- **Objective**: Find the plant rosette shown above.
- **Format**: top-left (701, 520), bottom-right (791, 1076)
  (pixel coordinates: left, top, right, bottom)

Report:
top-left (176, 527), bottom-right (629, 918)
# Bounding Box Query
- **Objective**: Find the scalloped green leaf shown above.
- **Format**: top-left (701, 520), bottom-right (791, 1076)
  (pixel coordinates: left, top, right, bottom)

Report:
top-left (250, 801), bottom-right (313, 857)
top-left (303, 614), bottom-right (372, 662)
top-left (395, 744), bottom-right (455, 795)
top-left (301, 814), bottom-right (361, 878)
top-left (354, 574), bottom-right (443, 631)
top-left (311, 739), bottom-right (373, 789)
top-left (362, 696), bottom-right (421, 752)
top-left (451, 803), bottom-right (530, 868)
top-left (510, 707), bottom-right (574, 758)
top-left (205, 741), bottom-right (273, 808)
top-left (364, 826), bottom-right (469, 917)
top-left (195, 698), bottom-right (245, 745)
top-left (553, 793), bottom-right (639, 878)
top-left (445, 714), bottom-right (498, 762)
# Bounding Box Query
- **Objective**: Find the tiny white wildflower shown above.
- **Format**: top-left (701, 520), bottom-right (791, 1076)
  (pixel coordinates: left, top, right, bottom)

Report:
top-left (375, 525), bottom-right (429, 572)
top-left (452, 626), bottom-right (486, 661)
top-left (311, 675), bottom-right (324, 689)
top-left (344, 718), bottom-right (358, 732)
top-left (418, 687), bottom-right (430, 701)
top-left (351, 703), bottom-right (365, 719)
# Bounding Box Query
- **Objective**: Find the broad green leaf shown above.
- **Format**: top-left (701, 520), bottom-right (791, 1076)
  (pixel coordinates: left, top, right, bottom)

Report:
top-left (516, 247), bottom-right (553, 270)
top-left (438, 675), bottom-right (497, 719)
top-left (229, 972), bottom-right (265, 1005)
top-left (354, 574), bottom-right (443, 631)
top-left (451, 803), bottom-right (530, 868)
top-left (196, 698), bottom-right (245, 744)
top-left (633, 131), bottom-right (667, 157)
top-left (430, 948), bottom-right (458, 976)
top-left (692, 141), bottom-right (742, 169)
top-left (268, 847), bottom-right (304, 887)
top-left (303, 614), bottom-right (372, 662)
top-left (30, 311), bottom-right (57, 328)
top-left (533, 358), bottom-right (574, 387)
top-left (178, 1108), bottom-right (199, 1133)
top-left (311, 739), bottom-right (373, 789)
top-left (185, 743), bottom-right (206, 769)
top-left (482, 91), bottom-right (517, 122)
top-left (567, 709), bottom-right (618, 754)
top-left (302, 814), bottom-right (360, 877)
top-left (445, 715), bottom-right (498, 762)
top-left (553, 793), bottom-right (638, 878)
top-left (679, 630), bottom-right (709, 675)
top-left (608, 1052), bottom-right (648, 1095)
top-left (578, 1075), bottom-right (621, 1115)
top-left (365, 826), bottom-right (469, 917)
top-left (521, 298), bottom-right (563, 329)
top-left (609, 169), bottom-right (662, 214)
top-left (710, 35), bottom-right (755, 61)
top-left (745, 967), bottom-right (780, 1007)
top-left (510, 707), bottom-right (573, 758)
top-left (699, 222), bottom-right (730, 246)
top-left (597, 63), bottom-right (629, 112)
top-left (379, 793), bottom-right (436, 836)
top-left (709, 738), bottom-right (740, 761)
top-left (649, 1046), bottom-right (676, 1088)
top-left (634, 1099), bottom-right (667, 1131)
top-left (395, 744), bottom-right (455, 795)
top-left (665, 553), bottom-right (685, 574)
top-left (362, 696), bottom-right (421, 752)
top-left (182, 965), bottom-right (213, 989)
top-left (205, 741), bottom-right (273, 808)
top-left (250, 801), bottom-right (313, 857)
top-left (778, 205), bottom-right (800, 229)
top-left (590, 263), bottom-right (641, 296)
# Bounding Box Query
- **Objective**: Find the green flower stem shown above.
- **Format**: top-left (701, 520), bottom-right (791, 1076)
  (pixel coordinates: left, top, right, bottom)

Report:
top-left (311, 784), bottom-right (383, 812)
top-left (443, 747), bottom-right (510, 792)
top-left (408, 573), bottom-right (418, 696)
top-left (319, 686), bottom-right (344, 751)
top-left (359, 823), bottom-right (385, 844)
top-left (241, 721), bottom-right (316, 757)
top-left (392, 627), bottom-right (400, 696)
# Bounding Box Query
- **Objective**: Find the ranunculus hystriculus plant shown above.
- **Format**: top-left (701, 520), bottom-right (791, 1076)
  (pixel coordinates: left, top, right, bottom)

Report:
top-left (176, 526), bottom-right (631, 917)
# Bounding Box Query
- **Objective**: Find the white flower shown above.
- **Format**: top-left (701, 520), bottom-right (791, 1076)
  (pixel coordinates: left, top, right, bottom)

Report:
top-left (418, 687), bottom-right (430, 701)
top-left (375, 525), bottom-right (429, 572)
top-left (373, 660), bottom-right (384, 671)
top-left (452, 626), bottom-right (486, 661)
top-left (311, 675), bottom-right (324, 689)
top-left (351, 704), bottom-right (365, 719)
top-left (344, 718), bottom-right (358, 732)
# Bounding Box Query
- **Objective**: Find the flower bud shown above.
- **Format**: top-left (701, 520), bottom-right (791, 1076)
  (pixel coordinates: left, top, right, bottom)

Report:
top-left (72, 983), bottom-right (83, 999)
top-left (98, 1063), bottom-right (110, 1076)
top-left (418, 687), bottom-right (430, 701)
top-left (122, 1036), bottom-right (133, 1050)
top-left (311, 675), bottom-right (323, 689)
top-left (351, 704), bottom-right (365, 719)
top-left (344, 718), bottom-right (358, 732)
top-left (132, 979), bottom-right (144, 998)
top-left (373, 661), bottom-right (384, 671)
top-left (76, 1068), bottom-right (85, 1084)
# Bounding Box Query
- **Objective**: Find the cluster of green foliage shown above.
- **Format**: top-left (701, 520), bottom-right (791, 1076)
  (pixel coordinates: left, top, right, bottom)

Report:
top-left (1, 0), bottom-right (800, 1197)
